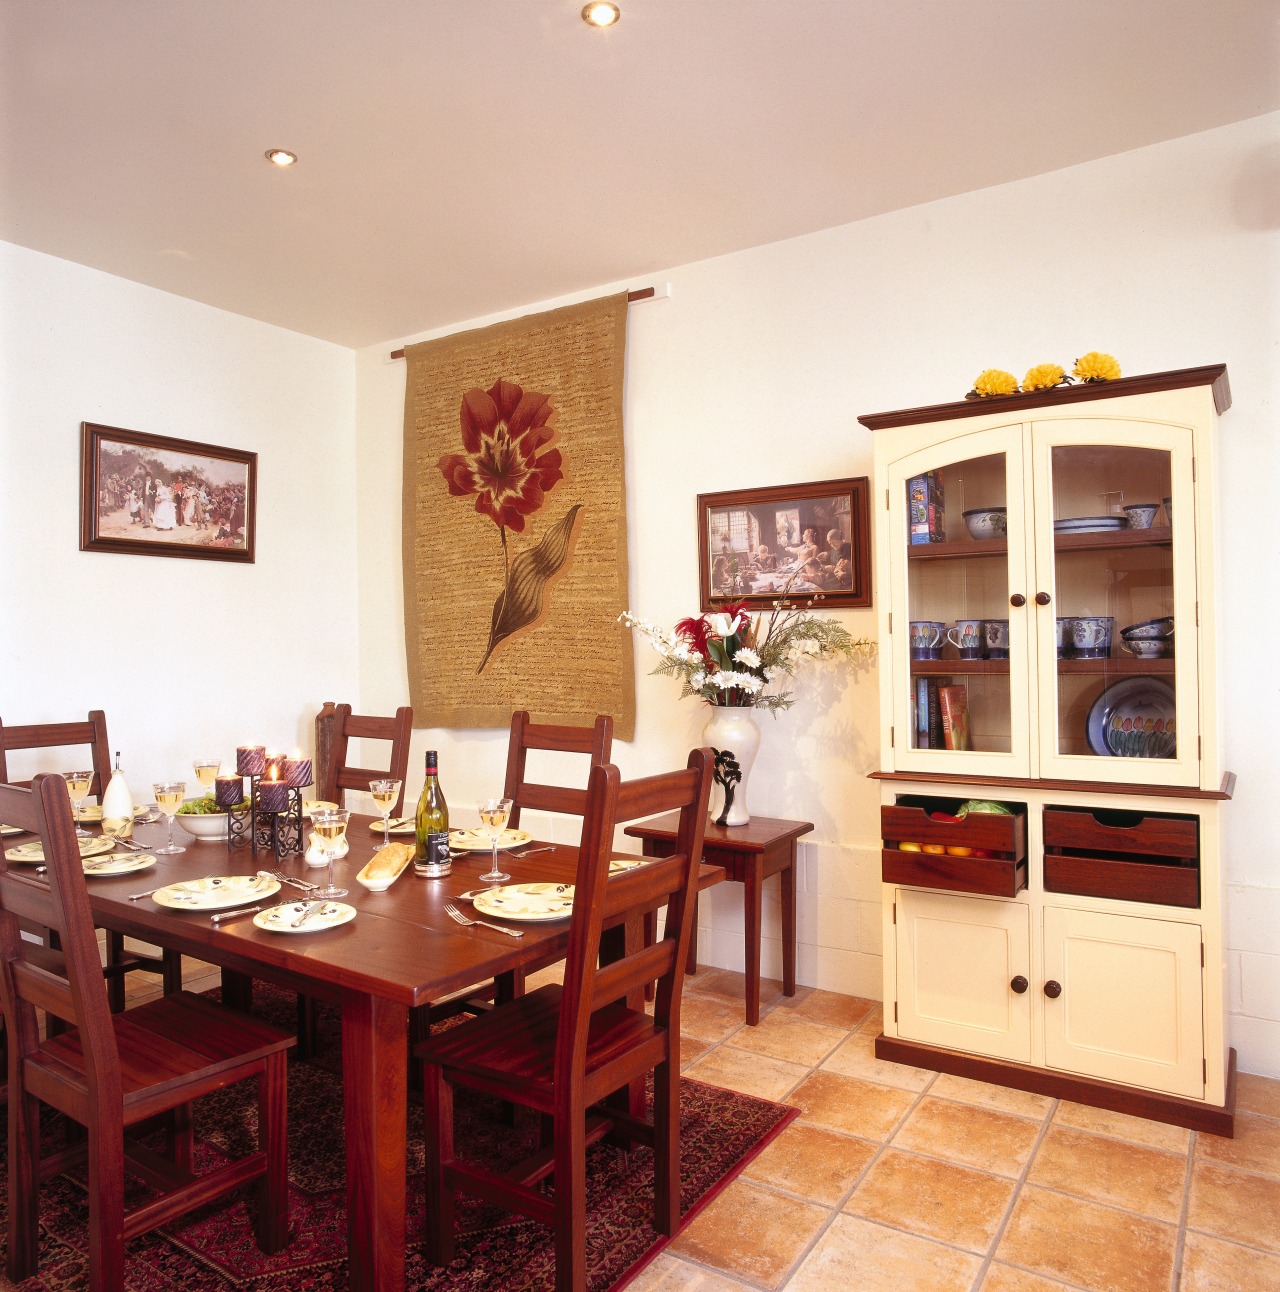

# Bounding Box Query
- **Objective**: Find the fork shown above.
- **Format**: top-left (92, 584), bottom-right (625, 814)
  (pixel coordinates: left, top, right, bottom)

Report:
top-left (444, 902), bottom-right (523, 939)
top-left (259, 869), bottom-right (319, 892)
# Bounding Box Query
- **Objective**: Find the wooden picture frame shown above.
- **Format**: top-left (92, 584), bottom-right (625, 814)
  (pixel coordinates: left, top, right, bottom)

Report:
top-left (79, 422), bottom-right (256, 563)
top-left (698, 477), bottom-right (872, 611)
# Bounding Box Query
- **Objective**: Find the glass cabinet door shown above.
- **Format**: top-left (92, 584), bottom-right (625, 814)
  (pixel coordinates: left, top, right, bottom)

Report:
top-left (1031, 420), bottom-right (1198, 787)
top-left (887, 426), bottom-right (1033, 777)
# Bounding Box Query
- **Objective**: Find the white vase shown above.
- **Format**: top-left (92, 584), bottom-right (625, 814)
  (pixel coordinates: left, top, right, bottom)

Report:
top-left (700, 706), bottom-right (760, 827)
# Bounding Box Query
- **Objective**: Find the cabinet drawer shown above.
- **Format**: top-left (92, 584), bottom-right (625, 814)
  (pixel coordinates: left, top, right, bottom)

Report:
top-left (1043, 808), bottom-right (1198, 860)
top-left (881, 805), bottom-right (1027, 898)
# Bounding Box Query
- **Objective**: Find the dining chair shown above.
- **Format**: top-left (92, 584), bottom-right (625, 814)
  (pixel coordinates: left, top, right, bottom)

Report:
top-left (315, 702), bottom-right (413, 813)
top-left (502, 710), bottom-right (614, 830)
top-left (0, 773), bottom-right (294, 1290)
top-left (0, 711), bottom-right (181, 1012)
top-left (415, 748), bottom-right (713, 1292)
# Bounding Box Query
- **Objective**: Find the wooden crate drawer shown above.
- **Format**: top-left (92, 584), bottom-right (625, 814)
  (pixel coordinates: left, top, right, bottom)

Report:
top-left (881, 804), bottom-right (1027, 898)
top-left (881, 805), bottom-right (1026, 856)
top-left (882, 847), bottom-right (1027, 898)
top-left (1043, 852), bottom-right (1199, 908)
top-left (1043, 807), bottom-right (1198, 860)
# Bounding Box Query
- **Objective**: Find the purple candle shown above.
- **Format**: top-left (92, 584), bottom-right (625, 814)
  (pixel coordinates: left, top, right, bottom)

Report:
top-left (237, 745), bottom-right (266, 776)
top-left (215, 774), bottom-right (244, 808)
top-left (258, 774), bottom-right (290, 813)
top-left (265, 752), bottom-right (287, 782)
top-left (282, 756), bottom-right (313, 788)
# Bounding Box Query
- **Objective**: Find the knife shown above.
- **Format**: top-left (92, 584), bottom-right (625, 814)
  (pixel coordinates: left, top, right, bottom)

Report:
top-left (290, 900), bottom-right (329, 928)
top-left (210, 906), bottom-right (261, 925)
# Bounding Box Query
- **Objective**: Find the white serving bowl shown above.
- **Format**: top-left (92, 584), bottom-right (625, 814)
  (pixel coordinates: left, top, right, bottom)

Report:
top-left (175, 806), bottom-right (230, 839)
top-left (962, 507), bottom-right (1007, 540)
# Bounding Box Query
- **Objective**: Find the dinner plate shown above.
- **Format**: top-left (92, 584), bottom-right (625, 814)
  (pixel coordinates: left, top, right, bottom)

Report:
top-left (0, 822), bottom-right (27, 837)
top-left (301, 800), bottom-right (339, 816)
top-left (74, 804), bottom-right (149, 823)
top-left (5, 836), bottom-right (117, 864)
top-left (254, 901), bottom-right (356, 933)
top-left (152, 874), bottom-right (280, 911)
top-left (473, 882), bottom-right (574, 921)
top-left (369, 817), bottom-right (415, 836)
top-left (82, 853), bottom-right (156, 876)
top-left (609, 857), bottom-right (648, 873)
top-left (449, 828), bottom-right (533, 852)
top-left (1054, 516), bottom-right (1127, 533)
top-left (1086, 677), bottom-right (1177, 759)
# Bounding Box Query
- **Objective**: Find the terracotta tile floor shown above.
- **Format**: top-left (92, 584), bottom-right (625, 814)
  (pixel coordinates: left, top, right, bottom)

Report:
top-left (125, 954), bottom-right (1280, 1292)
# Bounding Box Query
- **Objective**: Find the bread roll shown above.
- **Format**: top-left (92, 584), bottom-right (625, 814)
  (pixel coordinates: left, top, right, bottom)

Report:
top-left (365, 842), bottom-right (414, 880)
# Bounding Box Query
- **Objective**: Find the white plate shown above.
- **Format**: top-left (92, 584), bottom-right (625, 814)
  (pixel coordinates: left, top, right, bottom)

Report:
top-left (152, 875), bottom-right (280, 911)
top-left (1054, 516), bottom-right (1127, 533)
top-left (609, 857), bottom-right (648, 873)
top-left (449, 827), bottom-right (532, 852)
top-left (369, 817), bottom-right (415, 836)
top-left (73, 804), bottom-right (149, 823)
top-left (0, 822), bottom-right (27, 837)
top-left (5, 836), bottom-right (117, 864)
top-left (301, 799), bottom-right (339, 816)
top-left (254, 901), bottom-right (356, 933)
top-left (82, 853), bottom-right (156, 876)
top-left (473, 882), bottom-right (574, 922)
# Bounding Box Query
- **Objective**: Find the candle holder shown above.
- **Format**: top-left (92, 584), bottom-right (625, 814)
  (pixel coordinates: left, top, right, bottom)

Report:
top-left (227, 797), bottom-right (253, 850)
top-left (251, 776), bottom-right (309, 859)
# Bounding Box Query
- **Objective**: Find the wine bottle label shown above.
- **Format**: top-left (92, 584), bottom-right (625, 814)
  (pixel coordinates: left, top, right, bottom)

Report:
top-left (415, 830), bottom-right (451, 877)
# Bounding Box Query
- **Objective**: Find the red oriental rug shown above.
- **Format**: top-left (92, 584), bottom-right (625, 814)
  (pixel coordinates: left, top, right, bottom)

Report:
top-left (0, 985), bottom-right (797, 1290)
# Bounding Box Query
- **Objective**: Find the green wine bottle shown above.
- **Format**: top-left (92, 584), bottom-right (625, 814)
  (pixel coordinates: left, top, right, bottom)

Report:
top-left (413, 749), bottom-right (450, 877)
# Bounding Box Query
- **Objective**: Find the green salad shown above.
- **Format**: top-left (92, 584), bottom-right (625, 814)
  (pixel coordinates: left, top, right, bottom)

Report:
top-left (177, 794), bottom-right (248, 815)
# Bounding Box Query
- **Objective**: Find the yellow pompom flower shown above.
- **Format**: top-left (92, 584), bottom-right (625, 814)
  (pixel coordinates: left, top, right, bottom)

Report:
top-left (968, 369), bottom-right (1019, 399)
top-left (1022, 363), bottom-right (1069, 392)
top-left (1073, 351), bottom-right (1121, 383)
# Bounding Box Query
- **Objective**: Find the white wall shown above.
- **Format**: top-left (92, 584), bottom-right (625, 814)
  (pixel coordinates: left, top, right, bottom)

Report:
top-left (355, 112), bottom-right (1280, 1076)
top-left (0, 242), bottom-right (359, 791)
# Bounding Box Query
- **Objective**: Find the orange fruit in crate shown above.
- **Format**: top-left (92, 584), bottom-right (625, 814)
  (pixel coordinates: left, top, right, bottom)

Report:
top-left (922, 843), bottom-right (946, 854)
top-left (898, 841), bottom-right (922, 851)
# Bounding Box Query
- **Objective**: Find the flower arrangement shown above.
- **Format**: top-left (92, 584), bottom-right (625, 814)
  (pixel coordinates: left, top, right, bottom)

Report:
top-left (966, 353), bottom-right (1121, 399)
top-left (619, 599), bottom-right (873, 713)
top-left (968, 369), bottom-right (1019, 399)
top-left (1022, 362), bottom-right (1069, 392)
top-left (1073, 351), bottom-right (1122, 382)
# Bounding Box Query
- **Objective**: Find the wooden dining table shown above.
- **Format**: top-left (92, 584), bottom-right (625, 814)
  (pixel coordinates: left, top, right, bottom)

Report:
top-left (53, 812), bottom-right (721, 1292)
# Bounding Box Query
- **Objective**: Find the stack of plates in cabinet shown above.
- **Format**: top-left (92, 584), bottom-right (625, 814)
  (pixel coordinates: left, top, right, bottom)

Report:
top-left (1054, 516), bottom-right (1127, 534)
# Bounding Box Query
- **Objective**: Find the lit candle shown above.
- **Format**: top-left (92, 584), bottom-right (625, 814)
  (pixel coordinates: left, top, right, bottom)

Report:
top-left (282, 754), bottom-right (313, 788)
top-left (258, 769), bottom-right (289, 813)
top-left (237, 745), bottom-right (266, 776)
top-left (265, 752), bottom-right (287, 782)
top-left (215, 775), bottom-right (244, 808)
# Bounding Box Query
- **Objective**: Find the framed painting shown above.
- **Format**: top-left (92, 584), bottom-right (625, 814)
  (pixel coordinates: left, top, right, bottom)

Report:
top-left (79, 422), bottom-right (256, 563)
top-left (698, 476), bottom-right (871, 610)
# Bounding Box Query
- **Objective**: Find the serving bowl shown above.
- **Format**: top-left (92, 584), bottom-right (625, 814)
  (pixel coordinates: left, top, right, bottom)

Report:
top-left (962, 507), bottom-right (1007, 540)
top-left (1121, 638), bottom-right (1174, 659)
top-left (175, 806), bottom-right (230, 839)
top-left (1122, 502), bottom-right (1161, 529)
top-left (1120, 616), bottom-right (1175, 640)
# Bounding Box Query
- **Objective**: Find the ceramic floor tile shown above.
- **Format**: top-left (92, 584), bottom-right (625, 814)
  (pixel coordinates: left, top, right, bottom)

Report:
top-left (1179, 1230), bottom-right (1280, 1291)
top-left (669, 1178), bottom-right (828, 1288)
top-left (624, 1253), bottom-right (757, 1291)
top-left (679, 1033), bottom-right (715, 1071)
top-left (683, 1046), bottom-right (809, 1102)
top-left (725, 1011), bottom-right (848, 1068)
top-left (1187, 1158), bottom-right (1280, 1252)
top-left (1195, 1110), bottom-right (1280, 1177)
top-left (857, 1004), bottom-right (884, 1034)
top-left (892, 1096), bottom-right (1043, 1178)
top-left (980, 1265), bottom-right (1078, 1291)
top-left (1026, 1124), bottom-right (1187, 1221)
top-left (789, 1070), bottom-right (918, 1141)
top-left (994, 1184), bottom-right (1176, 1292)
top-left (1052, 1100), bottom-right (1191, 1155)
top-left (820, 1031), bottom-right (935, 1092)
top-left (768, 988), bottom-right (877, 1031)
top-left (1235, 1072), bottom-right (1280, 1121)
top-left (741, 1121), bottom-right (877, 1206)
top-left (930, 1073), bottom-right (1054, 1121)
top-left (843, 1147), bottom-right (1015, 1253)
top-left (785, 1213), bottom-right (982, 1292)
top-left (686, 967), bottom-right (785, 1012)
top-left (678, 993), bottom-right (749, 1044)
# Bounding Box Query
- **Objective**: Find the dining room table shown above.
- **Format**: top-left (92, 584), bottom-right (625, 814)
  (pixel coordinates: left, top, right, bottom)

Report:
top-left (18, 809), bottom-right (722, 1292)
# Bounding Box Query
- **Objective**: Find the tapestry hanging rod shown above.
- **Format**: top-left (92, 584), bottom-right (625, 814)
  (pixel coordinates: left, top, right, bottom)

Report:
top-left (388, 286), bottom-right (656, 359)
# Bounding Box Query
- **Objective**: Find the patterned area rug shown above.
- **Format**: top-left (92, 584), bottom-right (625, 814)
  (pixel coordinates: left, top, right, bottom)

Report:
top-left (0, 985), bottom-right (797, 1290)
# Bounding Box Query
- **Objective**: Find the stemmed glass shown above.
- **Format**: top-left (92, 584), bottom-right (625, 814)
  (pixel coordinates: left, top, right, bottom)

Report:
top-left (369, 779), bottom-right (402, 846)
top-left (64, 771), bottom-right (94, 837)
top-left (310, 808), bottom-right (350, 899)
top-left (193, 759), bottom-right (220, 800)
top-left (152, 781), bottom-right (187, 855)
top-left (477, 797), bottom-right (513, 885)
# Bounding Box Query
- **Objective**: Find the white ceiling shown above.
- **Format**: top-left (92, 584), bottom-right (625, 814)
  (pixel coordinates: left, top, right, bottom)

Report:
top-left (3, 1), bottom-right (1278, 349)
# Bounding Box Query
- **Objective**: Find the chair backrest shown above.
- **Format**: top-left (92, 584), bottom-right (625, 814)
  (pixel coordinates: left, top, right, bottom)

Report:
top-left (317, 703), bottom-right (413, 814)
top-left (0, 712), bottom-right (112, 802)
top-left (0, 775), bottom-right (120, 1098)
top-left (555, 748), bottom-right (713, 1087)
top-left (502, 711), bottom-right (614, 829)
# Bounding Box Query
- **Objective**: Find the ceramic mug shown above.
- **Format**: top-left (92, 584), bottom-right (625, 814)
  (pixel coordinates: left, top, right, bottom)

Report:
top-left (946, 618), bottom-right (984, 659)
top-left (909, 620), bottom-right (945, 660)
top-left (982, 618), bottom-right (1010, 659)
top-left (1121, 637), bottom-right (1173, 659)
top-left (1072, 615), bottom-right (1114, 658)
top-left (1055, 617), bottom-right (1075, 659)
top-left (1123, 502), bottom-right (1160, 529)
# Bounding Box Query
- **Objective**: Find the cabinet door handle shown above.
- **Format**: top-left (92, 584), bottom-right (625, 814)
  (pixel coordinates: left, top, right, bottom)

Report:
top-left (1043, 980), bottom-right (1063, 999)
top-left (1010, 975), bottom-right (1029, 994)
top-left (1009, 593), bottom-right (1026, 608)
top-left (1035, 591), bottom-right (1052, 606)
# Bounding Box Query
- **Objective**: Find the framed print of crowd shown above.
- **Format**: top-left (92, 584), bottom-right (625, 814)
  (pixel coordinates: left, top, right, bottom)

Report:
top-left (79, 422), bottom-right (257, 563)
top-left (698, 477), bottom-right (872, 611)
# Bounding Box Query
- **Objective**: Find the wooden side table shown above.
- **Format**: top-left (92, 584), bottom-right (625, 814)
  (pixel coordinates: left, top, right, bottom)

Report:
top-left (624, 814), bottom-right (812, 1025)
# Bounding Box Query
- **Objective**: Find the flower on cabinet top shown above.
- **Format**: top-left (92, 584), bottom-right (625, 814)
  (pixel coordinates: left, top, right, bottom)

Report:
top-left (1073, 352), bottom-right (1122, 383)
top-left (1022, 363), bottom-right (1071, 392)
top-left (967, 369), bottom-right (1020, 399)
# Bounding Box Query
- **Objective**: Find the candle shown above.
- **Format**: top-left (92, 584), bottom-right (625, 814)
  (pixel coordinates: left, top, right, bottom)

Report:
top-left (215, 774), bottom-right (244, 808)
top-left (282, 756), bottom-right (313, 788)
top-left (265, 752), bottom-right (287, 782)
top-left (258, 772), bottom-right (289, 813)
top-left (237, 745), bottom-right (266, 776)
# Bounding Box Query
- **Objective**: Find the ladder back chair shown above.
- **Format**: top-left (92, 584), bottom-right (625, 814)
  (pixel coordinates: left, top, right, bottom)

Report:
top-left (415, 748), bottom-right (713, 1292)
top-left (0, 774), bottom-right (294, 1290)
top-left (502, 710), bottom-right (614, 829)
top-left (0, 711), bottom-right (180, 1012)
top-left (315, 702), bottom-right (412, 814)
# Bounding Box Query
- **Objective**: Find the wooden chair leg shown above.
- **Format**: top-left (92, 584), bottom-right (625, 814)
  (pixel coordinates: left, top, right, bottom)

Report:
top-left (7, 1086), bottom-right (41, 1282)
top-left (423, 1062), bottom-right (456, 1265)
top-left (220, 967), bottom-right (253, 1012)
top-left (255, 1054), bottom-right (290, 1253)
top-left (553, 1111), bottom-right (588, 1292)
top-left (87, 1117), bottom-right (126, 1292)
top-left (166, 1101), bottom-right (194, 1175)
top-left (162, 948), bottom-right (183, 994)
top-left (295, 994), bottom-right (319, 1060)
top-left (653, 1057), bottom-right (680, 1234)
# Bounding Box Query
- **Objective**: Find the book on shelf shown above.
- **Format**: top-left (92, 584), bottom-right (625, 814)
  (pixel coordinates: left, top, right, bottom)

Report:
top-left (915, 676), bottom-right (930, 748)
top-left (907, 471), bottom-right (945, 544)
top-left (927, 679), bottom-right (944, 750)
top-left (938, 684), bottom-right (971, 751)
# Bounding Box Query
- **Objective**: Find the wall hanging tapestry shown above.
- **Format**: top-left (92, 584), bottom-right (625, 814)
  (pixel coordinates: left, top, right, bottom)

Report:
top-left (402, 293), bottom-right (634, 737)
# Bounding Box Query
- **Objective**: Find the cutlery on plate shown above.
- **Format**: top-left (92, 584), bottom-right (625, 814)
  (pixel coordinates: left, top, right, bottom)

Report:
top-left (104, 836), bottom-right (148, 852)
top-left (210, 906), bottom-right (261, 925)
top-left (129, 885), bottom-right (165, 900)
top-left (444, 902), bottom-right (524, 938)
top-left (83, 854), bottom-right (143, 871)
top-left (290, 901), bottom-right (330, 928)
top-left (259, 869), bottom-right (319, 892)
top-left (505, 844), bottom-right (554, 856)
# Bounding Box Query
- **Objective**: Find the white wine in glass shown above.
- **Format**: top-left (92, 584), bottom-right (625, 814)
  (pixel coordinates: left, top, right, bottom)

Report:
top-left (369, 778), bottom-right (402, 846)
top-left (153, 781), bottom-right (187, 854)
top-left (477, 797), bottom-right (512, 885)
top-left (311, 807), bottom-right (350, 899)
top-left (193, 759), bottom-right (220, 792)
top-left (64, 771), bottom-right (94, 837)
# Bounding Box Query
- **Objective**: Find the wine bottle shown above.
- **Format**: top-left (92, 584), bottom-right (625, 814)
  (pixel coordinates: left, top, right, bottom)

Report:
top-left (413, 750), bottom-right (450, 877)
top-left (101, 751), bottom-right (134, 839)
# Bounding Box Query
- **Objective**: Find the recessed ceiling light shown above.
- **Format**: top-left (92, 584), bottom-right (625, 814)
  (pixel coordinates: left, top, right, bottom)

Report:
top-left (264, 149), bottom-right (297, 167)
top-left (581, 3), bottom-right (620, 28)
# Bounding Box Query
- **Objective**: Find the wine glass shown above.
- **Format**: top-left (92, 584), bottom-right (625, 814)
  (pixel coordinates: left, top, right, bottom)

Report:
top-left (477, 797), bottom-right (513, 885)
top-left (152, 781), bottom-right (187, 855)
top-left (64, 771), bottom-right (94, 837)
top-left (310, 807), bottom-right (350, 899)
top-left (193, 759), bottom-right (220, 800)
top-left (369, 779), bottom-right (402, 846)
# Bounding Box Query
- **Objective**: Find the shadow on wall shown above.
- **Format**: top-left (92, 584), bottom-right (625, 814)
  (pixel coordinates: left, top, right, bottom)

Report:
top-left (1234, 142), bottom-right (1280, 230)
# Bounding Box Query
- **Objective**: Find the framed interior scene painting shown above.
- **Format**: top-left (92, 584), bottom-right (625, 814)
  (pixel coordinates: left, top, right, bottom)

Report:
top-left (698, 476), bottom-right (871, 610)
top-left (79, 422), bottom-right (257, 563)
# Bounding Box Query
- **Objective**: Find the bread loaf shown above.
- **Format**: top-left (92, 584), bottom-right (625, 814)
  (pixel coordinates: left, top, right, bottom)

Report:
top-left (364, 842), bottom-right (414, 880)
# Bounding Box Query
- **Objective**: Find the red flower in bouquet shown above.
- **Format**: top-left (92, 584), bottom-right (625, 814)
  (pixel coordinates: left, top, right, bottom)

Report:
top-left (675, 615), bottom-right (712, 659)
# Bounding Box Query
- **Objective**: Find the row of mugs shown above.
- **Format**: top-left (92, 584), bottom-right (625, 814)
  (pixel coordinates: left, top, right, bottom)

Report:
top-left (912, 616), bottom-right (1174, 661)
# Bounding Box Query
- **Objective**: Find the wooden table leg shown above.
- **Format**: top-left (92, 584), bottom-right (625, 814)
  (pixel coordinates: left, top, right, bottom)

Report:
top-left (342, 992), bottom-right (409, 1292)
top-left (221, 967), bottom-right (253, 1012)
top-left (782, 844), bottom-right (797, 998)
top-left (744, 854), bottom-right (763, 1026)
